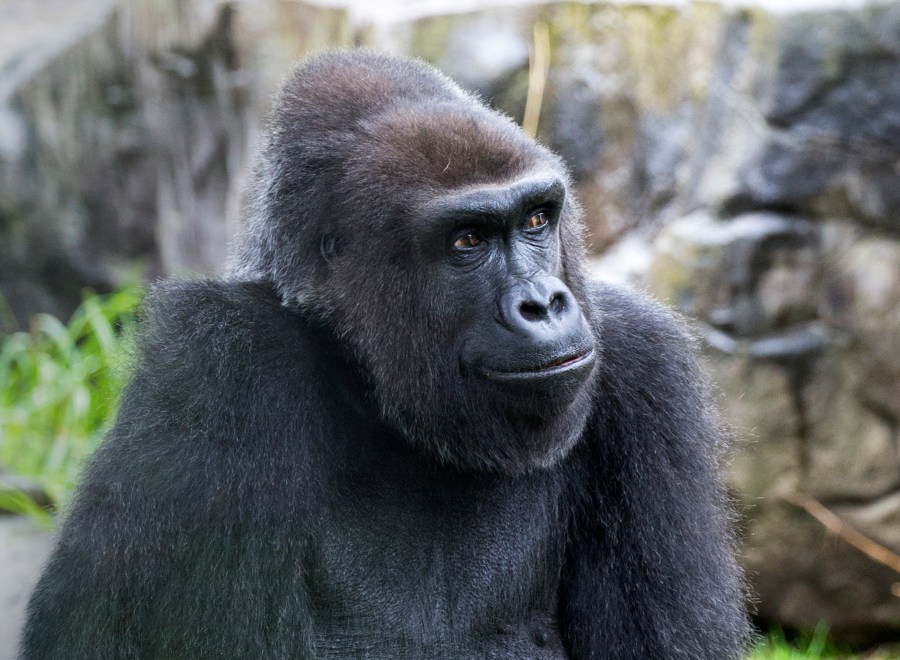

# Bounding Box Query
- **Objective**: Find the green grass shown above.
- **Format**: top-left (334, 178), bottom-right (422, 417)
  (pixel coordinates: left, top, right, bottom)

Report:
top-left (748, 625), bottom-right (900, 659)
top-left (750, 625), bottom-right (835, 659)
top-left (0, 287), bottom-right (141, 511)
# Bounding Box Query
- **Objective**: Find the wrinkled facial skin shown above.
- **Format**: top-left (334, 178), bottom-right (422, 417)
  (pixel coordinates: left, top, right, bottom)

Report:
top-left (426, 174), bottom-right (596, 411)
top-left (325, 161), bottom-right (599, 475)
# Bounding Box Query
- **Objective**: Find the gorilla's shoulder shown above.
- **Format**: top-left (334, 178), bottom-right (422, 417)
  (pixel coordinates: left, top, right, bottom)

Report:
top-left (142, 278), bottom-right (288, 338)
top-left (83, 279), bottom-right (328, 513)
top-left (587, 279), bottom-right (695, 347)
top-left (139, 278), bottom-right (303, 363)
top-left (585, 279), bottom-right (704, 397)
top-left (128, 278), bottom-right (321, 410)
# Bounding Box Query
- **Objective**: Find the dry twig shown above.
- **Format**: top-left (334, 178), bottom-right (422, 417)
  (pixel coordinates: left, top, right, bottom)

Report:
top-left (782, 492), bottom-right (900, 576)
top-left (523, 21), bottom-right (550, 139)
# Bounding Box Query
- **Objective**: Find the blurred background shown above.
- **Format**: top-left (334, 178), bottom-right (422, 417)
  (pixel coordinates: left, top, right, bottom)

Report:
top-left (1, 0), bottom-right (899, 657)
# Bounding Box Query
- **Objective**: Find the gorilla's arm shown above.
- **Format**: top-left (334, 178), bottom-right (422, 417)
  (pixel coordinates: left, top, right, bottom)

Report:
top-left (18, 464), bottom-right (165, 659)
top-left (20, 281), bottom-right (321, 660)
top-left (560, 282), bottom-right (748, 660)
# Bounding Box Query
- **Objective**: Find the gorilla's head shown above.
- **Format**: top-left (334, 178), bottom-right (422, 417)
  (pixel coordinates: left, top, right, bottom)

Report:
top-left (233, 51), bottom-right (598, 473)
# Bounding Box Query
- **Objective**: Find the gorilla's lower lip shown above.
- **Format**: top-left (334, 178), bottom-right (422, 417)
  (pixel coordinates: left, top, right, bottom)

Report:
top-left (481, 349), bottom-right (596, 382)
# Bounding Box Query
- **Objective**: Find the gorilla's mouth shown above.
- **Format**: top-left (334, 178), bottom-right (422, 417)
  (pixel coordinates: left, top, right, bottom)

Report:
top-left (481, 348), bottom-right (596, 383)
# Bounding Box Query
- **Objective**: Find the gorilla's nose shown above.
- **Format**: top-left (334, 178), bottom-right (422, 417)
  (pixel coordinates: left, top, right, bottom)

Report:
top-left (500, 277), bottom-right (581, 342)
top-left (516, 290), bottom-right (567, 323)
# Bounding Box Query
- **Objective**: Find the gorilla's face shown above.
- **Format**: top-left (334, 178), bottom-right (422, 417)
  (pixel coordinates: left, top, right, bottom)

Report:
top-left (319, 108), bottom-right (599, 473)
top-left (425, 174), bottom-right (596, 413)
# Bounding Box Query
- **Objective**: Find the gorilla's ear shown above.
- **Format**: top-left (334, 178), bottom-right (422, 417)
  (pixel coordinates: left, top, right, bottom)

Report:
top-left (234, 167), bottom-right (337, 310)
top-left (320, 234), bottom-right (342, 266)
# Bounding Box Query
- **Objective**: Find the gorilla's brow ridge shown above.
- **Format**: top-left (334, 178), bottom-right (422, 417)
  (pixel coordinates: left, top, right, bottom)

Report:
top-left (421, 174), bottom-right (565, 227)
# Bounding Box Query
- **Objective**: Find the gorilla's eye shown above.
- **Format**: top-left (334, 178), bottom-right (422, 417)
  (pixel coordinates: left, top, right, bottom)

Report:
top-left (453, 232), bottom-right (482, 249)
top-left (526, 210), bottom-right (549, 230)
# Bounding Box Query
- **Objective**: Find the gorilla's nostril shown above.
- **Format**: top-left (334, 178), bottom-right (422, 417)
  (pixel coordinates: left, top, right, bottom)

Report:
top-left (549, 293), bottom-right (566, 315)
top-left (519, 300), bottom-right (546, 322)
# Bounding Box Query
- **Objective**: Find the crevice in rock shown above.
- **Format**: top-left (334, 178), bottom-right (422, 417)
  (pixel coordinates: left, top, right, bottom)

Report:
top-left (818, 488), bottom-right (900, 509)
top-left (700, 322), bottom-right (828, 360)
top-left (861, 399), bottom-right (900, 435)
top-left (861, 398), bottom-right (900, 470)
top-left (719, 197), bottom-right (802, 219)
top-left (764, 74), bottom-right (845, 130)
top-left (785, 360), bottom-right (813, 480)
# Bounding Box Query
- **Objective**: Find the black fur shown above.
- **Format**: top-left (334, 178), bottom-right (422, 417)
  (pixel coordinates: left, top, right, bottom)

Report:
top-left (21, 51), bottom-right (748, 659)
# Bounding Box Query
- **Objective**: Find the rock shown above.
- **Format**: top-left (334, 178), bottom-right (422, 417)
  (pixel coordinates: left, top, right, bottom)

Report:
top-left (742, 500), bottom-right (900, 646)
top-left (801, 352), bottom-right (900, 501)
top-left (0, 0), bottom-right (352, 328)
top-left (437, 18), bottom-right (530, 106)
top-left (585, 232), bottom-right (654, 288)
top-left (647, 208), bottom-right (900, 640)
top-left (0, 517), bottom-right (54, 660)
top-left (710, 356), bottom-right (801, 502)
top-left (383, 7), bottom-right (533, 123)
top-left (0, 0), bottom-right (239, 324)
top-left (824, 235), bottom-right (900, 421)
top-left (648, 211), bottom-right (821, 338)
top-left (0, 0), bottom-right (125, 325)
top-left (690, 4), bottom-right (900, 232)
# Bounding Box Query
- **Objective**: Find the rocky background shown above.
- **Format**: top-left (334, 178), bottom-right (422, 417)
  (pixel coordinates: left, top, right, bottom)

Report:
top-left (2, 0), bottom-right (899, 648)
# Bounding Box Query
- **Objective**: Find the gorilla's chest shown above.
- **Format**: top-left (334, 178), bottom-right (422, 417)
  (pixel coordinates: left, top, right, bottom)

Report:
top-left (305, 462), bottom-right (570, 659)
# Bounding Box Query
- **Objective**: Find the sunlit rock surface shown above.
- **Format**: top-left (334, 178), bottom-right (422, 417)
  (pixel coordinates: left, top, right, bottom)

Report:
top-left (0, 517), bottom-right (53, 660)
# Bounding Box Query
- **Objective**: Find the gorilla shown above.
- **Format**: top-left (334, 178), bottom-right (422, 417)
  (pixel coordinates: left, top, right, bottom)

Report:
top-left (21, 50), bottom-right (748, 659)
